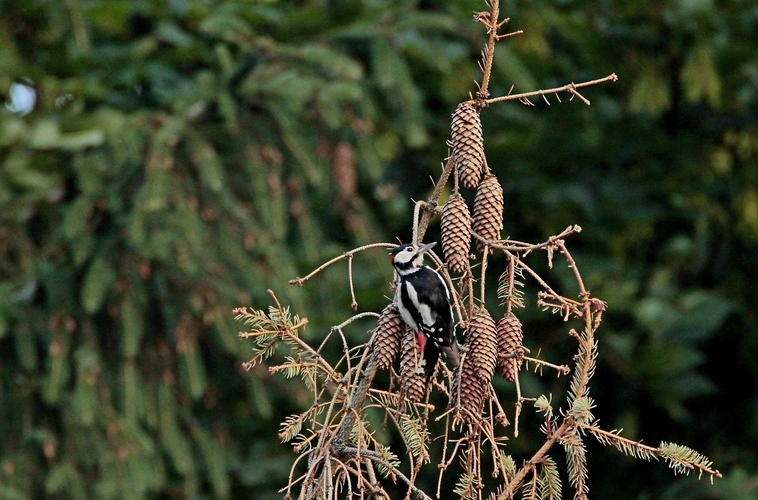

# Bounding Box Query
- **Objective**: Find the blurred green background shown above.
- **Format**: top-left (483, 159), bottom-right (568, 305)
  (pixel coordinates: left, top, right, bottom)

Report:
top-left (1, 0), bottom-right (756, 498)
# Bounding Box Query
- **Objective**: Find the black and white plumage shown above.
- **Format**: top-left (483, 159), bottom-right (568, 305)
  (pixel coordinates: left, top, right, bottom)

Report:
top-left (390, 242), bottom-right (461, 378)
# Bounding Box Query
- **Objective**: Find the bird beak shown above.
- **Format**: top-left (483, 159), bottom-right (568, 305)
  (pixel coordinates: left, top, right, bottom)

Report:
top-left (417, 242), bottom-right (437, 255)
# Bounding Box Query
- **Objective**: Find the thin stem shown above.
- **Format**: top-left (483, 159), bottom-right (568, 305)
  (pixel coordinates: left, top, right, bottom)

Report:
top-left (477, 0), bottom-right (500, 100)
top-left (504, 255), bottom-right (516, 313)
top-left (348, 254), bottom-right (358, 311)
top-left (556, 240), bottom-right (587, 297)
top-left (524, 356), bottom-right (571, 376)
top-left (282, 450), bottom-right (313, 497)
top-left (437, 414), bottom-right (452, 498)
top-left (497, 419), bottom-right (575, 500)
top-left (334, 312), bottom-right (380, 331)
top-left (514, 372), bottom-right (523, 438)
top-left (412, 200), bottom-right (426, 246)
top-left (480, 249), bottom-right (489, 305)
top-left (290, 242), bottom-right (396, 286)
top-left (470, 224), bottom-right (582, 254)
top-left (452, 155), bottom-right (459, 194)
top-left (335, 355), bottom-right (378, 448)
top-left (339, 447), bottom-right (434, 500)
top-left (489, 383), bottom-right (510, 428)
top-left (486, 73), bottom-right (618, 106)
top-left (416, 155), bottom-right (455, 243)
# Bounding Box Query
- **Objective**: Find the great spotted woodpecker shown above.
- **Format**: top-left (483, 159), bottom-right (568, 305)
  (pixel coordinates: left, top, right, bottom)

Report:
top-left (390, 242), bottom-right (461, 377)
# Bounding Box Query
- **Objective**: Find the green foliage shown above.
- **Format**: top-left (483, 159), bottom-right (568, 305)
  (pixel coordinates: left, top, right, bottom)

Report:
top-left (660, 442), bottom-right (718, 478)
top-left (454, 472), bottom-right (479, 500)
top-left (0, 0), bottom-right (755, 498)
top-left (399, 413), bottom-right (429, 464)
top-left (375, 444), bottom-right (402, 479)
top-left (537, 456), bottom-right (562, 500)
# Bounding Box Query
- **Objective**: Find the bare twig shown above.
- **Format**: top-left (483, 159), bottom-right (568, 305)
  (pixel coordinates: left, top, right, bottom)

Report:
top-left (338, 447), bottom-right (434, 500)
top-left (524, 356), bottom-right (571, 377)
top-left (486, 74), bottom-right (618, 106)
top-left (290, 243), bottom-right (396, 286)
top-left (415, 156), bottom-right (456, 243)
top-left (477, 0), bottom-right (500, 101)
top-left (348, 254), bottom-right (358, 311)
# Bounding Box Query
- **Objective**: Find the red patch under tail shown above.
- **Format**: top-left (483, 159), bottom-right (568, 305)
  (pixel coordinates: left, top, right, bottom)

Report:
top-left (416, 330), bottom-right (427, 353)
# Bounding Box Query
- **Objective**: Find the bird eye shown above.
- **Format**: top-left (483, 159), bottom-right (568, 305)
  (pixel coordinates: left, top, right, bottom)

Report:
top-left (406, 247), bottom-right (413, 252)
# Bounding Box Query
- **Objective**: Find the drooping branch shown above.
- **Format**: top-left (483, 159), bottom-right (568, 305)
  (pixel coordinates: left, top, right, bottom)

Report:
top-left (586, 426), bottom-right (722, 480)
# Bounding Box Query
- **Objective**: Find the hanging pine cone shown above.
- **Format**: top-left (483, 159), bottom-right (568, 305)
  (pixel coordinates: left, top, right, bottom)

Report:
top-left (372, 303), bottom-right (405, 370)
top-left (399, 331), bottom-right (427, 403)
top-left (466, 308), bottom-right (498, 383)
top-left (449, 358), bottom-right (486, 424)
top-left (451, 102), bottom-right (485, 189)
top-left (496, 312), bottom-right (524, 382)
top-left (472, 173), bottom-right (504, 254)
top-left (441, 194), bottom-right (472, 274)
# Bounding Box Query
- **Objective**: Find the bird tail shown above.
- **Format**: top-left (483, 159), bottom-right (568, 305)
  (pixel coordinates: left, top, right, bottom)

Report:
top-left (423, 342), bottom-right (440, 379)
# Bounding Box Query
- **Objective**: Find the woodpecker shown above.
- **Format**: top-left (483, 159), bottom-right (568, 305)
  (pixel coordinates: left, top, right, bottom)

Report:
top-left (390, 242), bottom-right (461, 378)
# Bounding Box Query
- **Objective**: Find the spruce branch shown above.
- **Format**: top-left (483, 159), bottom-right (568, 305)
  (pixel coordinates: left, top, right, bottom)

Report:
top-left (585, 426), bottom-right (721, 481)
top-left (561, 430), bottom-right (589, 499)
top-left (234, 2), bottom-right (719, 498)
top-left (537, 456), bottom-right (562, 500)
top-left (658, 442), bottom-right (721, 479)
top-left (585, 425), bottom-right (660, 462)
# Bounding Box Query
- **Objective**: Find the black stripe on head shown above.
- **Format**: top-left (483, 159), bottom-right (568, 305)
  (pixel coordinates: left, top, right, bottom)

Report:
top-left (390, 243), bottom-right (417, 270)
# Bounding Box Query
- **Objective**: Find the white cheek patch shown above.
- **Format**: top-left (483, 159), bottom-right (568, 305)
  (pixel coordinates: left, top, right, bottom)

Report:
top-left (406, 283), bottom-right (435, 327)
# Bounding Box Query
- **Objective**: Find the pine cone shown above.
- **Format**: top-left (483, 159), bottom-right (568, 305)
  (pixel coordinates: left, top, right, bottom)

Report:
top-left (441, 194), bottom-right (472, 274)
top-left (399, 330), bottom-right (427, 403)
top-left (451, 102), bottom-right (485, 189)
top-left (449, 359), bottom-right (486, 424)
top-left (472, 173), bottom-right (504, 254)
top-left (466, 308), bottom-right (498, 382)
top-left (496, 313), bottom-right (524, 382)
top-left (372, 303), bottom-right (404, 370)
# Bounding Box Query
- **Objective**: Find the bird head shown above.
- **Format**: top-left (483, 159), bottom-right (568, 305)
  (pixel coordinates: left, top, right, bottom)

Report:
top-left (390, 242), bottom-right (436, 272)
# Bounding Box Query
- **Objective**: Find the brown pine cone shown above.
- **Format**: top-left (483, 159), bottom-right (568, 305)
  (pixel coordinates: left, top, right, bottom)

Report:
top-left (449, 359), bottom-right (486, 424)
top-left (372, 303), bottom-right (405, 370)
top-left (451, 102), bottom-right (485, 189)
top-left (399, 330), bottom-right (427, 403)
top-left (441, 194), bottom-right (472, 274)
top-left (466, 308), bottom-right (498, 383)
top-left (496, 312), bottom-right (524, 382)
top-left (472, 173), bottom-right (504, 254)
